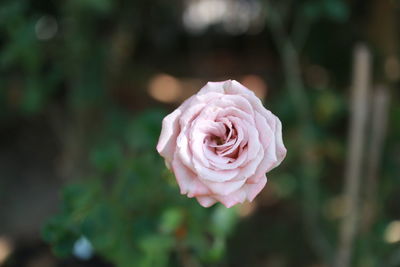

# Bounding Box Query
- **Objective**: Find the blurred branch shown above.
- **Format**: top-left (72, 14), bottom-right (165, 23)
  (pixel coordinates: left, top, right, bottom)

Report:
top-left (276, 0), bottom-right (294, 24)
top-left (265, 1), bottom-right (333, 264)
top-left (335, 44), bottom-right (372, 267)
top-left (362, 85), bottom-right (390, 233)
top-left (265, 3), bottom-right (310, 121)
top-left (108, 22), bottom-right (136, 82)
top-left (292, 12), bottom-right (312, 52)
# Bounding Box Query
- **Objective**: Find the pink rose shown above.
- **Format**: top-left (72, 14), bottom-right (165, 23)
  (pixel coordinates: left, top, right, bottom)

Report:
top-left (157, 80), bottom-right (287, 208)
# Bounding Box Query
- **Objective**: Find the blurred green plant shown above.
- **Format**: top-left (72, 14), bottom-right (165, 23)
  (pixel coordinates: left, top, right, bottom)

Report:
top-left (0, 0), bottom-right (238, 265)
top-left (42, 110), bottom-right (239, 267)
top-left (263, 0), bottom-right (400, 267)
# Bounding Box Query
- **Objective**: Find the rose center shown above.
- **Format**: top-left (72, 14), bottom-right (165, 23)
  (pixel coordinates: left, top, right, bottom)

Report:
top-left (206, 122), bottom-right (242, 160)
top-left (214, 136), bottom-right (224, 145)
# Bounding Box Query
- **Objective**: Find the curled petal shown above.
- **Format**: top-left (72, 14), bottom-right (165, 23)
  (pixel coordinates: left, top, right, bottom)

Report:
top-left (215, 189), bottom-right (247, 208)
top-left (197, 81), bottom-right (226, 95)
top-left (157, 95), bottom-right (195, 161)
top-left (196, 196), bottom-right (217, 208)
top-left (156, 109), bottom-right (181, 162)
top-left (171, 155), bottom-right (211, 197)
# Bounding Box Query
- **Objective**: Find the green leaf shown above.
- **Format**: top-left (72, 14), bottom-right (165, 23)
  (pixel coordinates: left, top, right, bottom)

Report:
top-left (20, 79), bottom-right (44, 114)
top-left (42, 215), bottom-right (79, 258)
top-left (205, 236), bottom-right (225, 262)
top-left (138, 235), bottom-right (174, 267)
top-left (211, 205), bottom-right (238, 237)
top-left (81, 202), bottom-right (116, 251)
top-left (126, 109), bottom-right (165, 151)
top-left (90, 142), bottom-right (123, 172)
top-left (301, 0), bottom-right (349, 22)
top-left (159, 207), bottom-right (184, 234)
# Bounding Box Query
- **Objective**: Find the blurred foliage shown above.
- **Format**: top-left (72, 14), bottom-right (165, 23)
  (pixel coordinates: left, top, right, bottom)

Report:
top-left (1, 0), bottom-right (238, 266)
top-left (42, 110), bottom-right (238, 267)
top-left (301, 0), bottom-right (349, 22)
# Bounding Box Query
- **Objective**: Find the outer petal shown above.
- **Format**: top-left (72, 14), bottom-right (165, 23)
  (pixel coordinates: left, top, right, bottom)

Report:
top-left (201, 178), bottom-right (246, 196)
top-left (243, 175), bottom-right (267, 201)
top-left (248, 114), bottom-right (286, 183)
top-left (197, 81), bottom-right (226, 95)
top-left (215, 188), bottom-right (247, 208)
top-left (228, 80), bottom-right (264, 107)
top-left (254, 111), bottom-right (273, 148)
top-left (156, 95), bottom-right (195, 162)
top-left (258, 113), bottom-right (286, 173)
top-left (171, 155), bottom-right (211, 197)
top-left (270, 114), bottom-right (287, 167)
top-left (196, 196), bottom-right (217, 207)
top-left (214, 175), bottom-right (267, 207)
top-left (156, 109), bottom-right (182, 162)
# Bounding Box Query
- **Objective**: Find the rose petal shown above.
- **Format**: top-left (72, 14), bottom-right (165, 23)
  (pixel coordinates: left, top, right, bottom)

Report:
top-left (197, 81), bottom-right (226, 95)
top-left (156, 109), bottom-right (181, 162)
top-left (193, 157), bottom-right (239, 182)
top-left (156, 94), bottom-right (197, 161)
top-left (196, 196), bottom-right (217, 207)
top-left (202, 178), bottom-right (246, 196)
top-left (215, 188), bottom-right (247, 208)
top-left (244, 175), bottom-right (267, 201)
top-left (171, 155), bottom-right (211, 197)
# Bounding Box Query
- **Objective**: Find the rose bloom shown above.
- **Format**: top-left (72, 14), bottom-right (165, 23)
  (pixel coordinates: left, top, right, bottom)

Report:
top-left (157, 80), bottom-right (286, 208)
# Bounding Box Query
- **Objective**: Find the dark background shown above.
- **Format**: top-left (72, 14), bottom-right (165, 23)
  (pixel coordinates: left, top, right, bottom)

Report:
top-left (0, 0), bottom-right (399, 266)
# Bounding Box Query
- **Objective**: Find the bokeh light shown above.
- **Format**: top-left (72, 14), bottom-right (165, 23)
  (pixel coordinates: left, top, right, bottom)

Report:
top-left (0, 237), bottom-right (13, 265)
top-left (384, 221), bottom-right (400, 243)
top-left (35, 15), bottom-right (58, 40)
top-left (183, 0), bottom-right (263, 35)
top-left (73, 236), bottom-right (93, 260)
top-left (148, 74), bottom-right (183, 103)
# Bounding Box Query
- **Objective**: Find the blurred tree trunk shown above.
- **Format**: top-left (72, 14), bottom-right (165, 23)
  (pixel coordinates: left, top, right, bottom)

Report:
top-left (361, 0), bottom-right (398, 233)
top-left (367, 0), bottom-right (400, 82)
